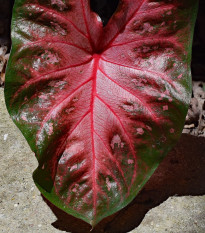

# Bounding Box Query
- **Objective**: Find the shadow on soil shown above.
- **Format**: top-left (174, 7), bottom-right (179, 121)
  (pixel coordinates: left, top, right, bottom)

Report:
top-left (42, 134), bottom-right (205, 233)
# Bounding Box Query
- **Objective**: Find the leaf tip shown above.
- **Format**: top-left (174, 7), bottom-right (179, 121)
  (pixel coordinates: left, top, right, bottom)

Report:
top-left (89, 219), bottom-right (98, 229)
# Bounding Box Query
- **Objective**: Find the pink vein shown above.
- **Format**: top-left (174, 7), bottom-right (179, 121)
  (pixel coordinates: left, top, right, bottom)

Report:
top-left (111, 37), bottom-right (182, 50)
top-left (96, 187), bottom-right (109, 208)
top-left (26, 4), bottom-right (88, 39)
top-left (96, 95), bottom-right (137, 193)
top-left (132, 5), bottom-right (174, 18)
top-left (104, 0), bottom-right (147, 50)
top-left (66, 110), bottom-right (91, 141)
top-left (65, 174), bottom-right (91, 204)
top-left (94, 130), bottom-right (128, 190)
top-left (95, 156), bottom-right (123, 197)
top-left (98, 66), bottom-right (158, 122)
top-left (12, 58), bottom-right (92, 103)
top-left (24, 39), bottom-right (91, 54)
top-left (53, 109), bottom-right (90, 164)
top-left (66, 165), bottom-right (110, 209)
top-left (80, 0), bottom-right (94, 50)
top-left (101, 58), bottom-right (177, 91)
top-left (36, 78), bottom-right (92, 142)
top-left (68, 165), bottom-right (89, 186)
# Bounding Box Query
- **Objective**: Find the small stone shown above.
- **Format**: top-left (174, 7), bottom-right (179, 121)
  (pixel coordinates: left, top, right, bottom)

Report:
top-left (3, 134), bottom-right (8, 141)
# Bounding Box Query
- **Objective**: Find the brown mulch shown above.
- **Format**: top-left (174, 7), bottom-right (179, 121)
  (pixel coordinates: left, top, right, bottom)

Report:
top-left (184, 81), bottom-right (205, 137)
top-left (0, 45), bottom-right (9, 87)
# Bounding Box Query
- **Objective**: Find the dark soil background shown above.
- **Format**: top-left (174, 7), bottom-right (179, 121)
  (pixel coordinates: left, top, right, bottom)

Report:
top-left (0, 0), bottom-right (14, 49)
top-left (192, 0), bottom-right (205, 82)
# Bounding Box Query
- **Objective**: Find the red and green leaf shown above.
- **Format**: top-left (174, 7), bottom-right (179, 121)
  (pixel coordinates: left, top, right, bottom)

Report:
top-left (5, 0), bottom-right (198, 226)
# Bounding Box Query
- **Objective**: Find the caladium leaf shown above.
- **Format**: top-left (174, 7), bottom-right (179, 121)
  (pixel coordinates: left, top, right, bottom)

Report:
top-left (5, 0), bottom-right (198, 226)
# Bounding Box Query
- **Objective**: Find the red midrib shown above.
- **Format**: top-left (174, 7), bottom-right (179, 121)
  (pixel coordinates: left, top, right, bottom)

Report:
top-left (90, 54), bottom-right (100, 219)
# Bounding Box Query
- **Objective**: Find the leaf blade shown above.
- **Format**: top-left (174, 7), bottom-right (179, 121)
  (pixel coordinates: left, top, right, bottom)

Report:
top-left (5, 0), bottom-right (198, 226)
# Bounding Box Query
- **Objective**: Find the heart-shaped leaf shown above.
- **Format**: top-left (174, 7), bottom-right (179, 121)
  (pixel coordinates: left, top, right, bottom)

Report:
top-left (5, 0), bottom-right (198, 226)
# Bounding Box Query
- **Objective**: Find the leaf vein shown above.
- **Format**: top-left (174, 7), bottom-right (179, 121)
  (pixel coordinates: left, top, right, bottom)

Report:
top-left (24, 39), bottom-right (91, 54)
top-left (36, 78), bottom-right (92, 142)
top-left (94, 130), bottom-right (129, 191)
top-left (101, 58), bottom-right (177, 91)
top-left (25, 4), bottom-right (88, 39)
top-left (12, 58), bottom-right (92, 104)
top-left (98, 66), bottom-right (158, 121)
top-left (96, 94), bottom-right (137, 192)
